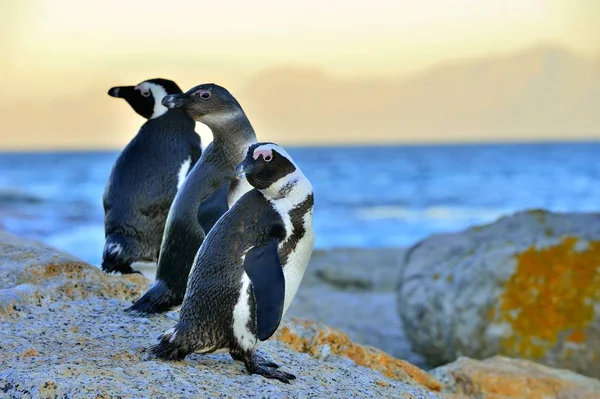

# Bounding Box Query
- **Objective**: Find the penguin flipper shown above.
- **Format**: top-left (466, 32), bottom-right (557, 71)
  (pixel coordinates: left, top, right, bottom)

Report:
top-left (243, 240), bottom-right (285, 341)
top-left (197, 181), bottom-right (230, 233)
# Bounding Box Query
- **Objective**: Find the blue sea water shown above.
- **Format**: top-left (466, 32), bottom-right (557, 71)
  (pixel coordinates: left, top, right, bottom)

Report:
top-left (1, 142), bottom-right (599, 266)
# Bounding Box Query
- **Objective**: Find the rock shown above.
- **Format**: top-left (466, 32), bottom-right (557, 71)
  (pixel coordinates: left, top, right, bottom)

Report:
top-left (396, 209), bottom-right (600, 377)
top-left (4, 229), bottom-right (600, 398)
top-left (432, 356), bottom-right (600, 399)
top-left (0, 230), bottom-right (149, 315)
top-left (274, 318), bottom-right (441, 391)
top-left (0, 230), bottom-right (443, 399)
top-left (304, 247), bottom-right (407, 291)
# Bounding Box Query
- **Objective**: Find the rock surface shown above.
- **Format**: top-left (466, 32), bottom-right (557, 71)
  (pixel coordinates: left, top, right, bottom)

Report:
top-left (396, 210), bottom-right (600, 378)
top-left (3, 230), bottom-right (600, 399)
top-left (274, 318), bottom-right (441, 391)
top-left (0, 230), bottom-right (148, 315)
top-left (432, 356), bottom-right (600, 399)
top-left (0, 231), bottom-right (442, 398)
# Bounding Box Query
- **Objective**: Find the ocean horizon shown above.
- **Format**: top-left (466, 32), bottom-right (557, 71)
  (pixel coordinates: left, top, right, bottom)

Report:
top-left (1, 141), bottom-right (599, 266)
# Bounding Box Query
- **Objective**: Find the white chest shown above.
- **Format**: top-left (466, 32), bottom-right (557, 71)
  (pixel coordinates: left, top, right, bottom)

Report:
top-left (281, 229), bottom-right (314, 315)
top-left (228, 175), bottom-right (253, 208)
top-left (273, 201), bottom-right (315, 315)
top-left (176, 156), bottom-right (192, 190)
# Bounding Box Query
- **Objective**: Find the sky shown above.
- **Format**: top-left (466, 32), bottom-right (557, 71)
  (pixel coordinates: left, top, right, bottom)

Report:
top-left (0, 0), bottom-right (599, 149)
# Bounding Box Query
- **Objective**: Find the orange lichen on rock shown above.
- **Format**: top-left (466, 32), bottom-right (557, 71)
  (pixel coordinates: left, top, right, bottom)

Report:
top-left (496, 237), bottom-right (600, 358)
top-left (566, 330), bottom-right (587, 344)
top-left (21, 348), bottom-right (39, 357)
top-left (274, 318), bottom-right (441, 391)
top-left (25, 261), bottom-right (89, 281)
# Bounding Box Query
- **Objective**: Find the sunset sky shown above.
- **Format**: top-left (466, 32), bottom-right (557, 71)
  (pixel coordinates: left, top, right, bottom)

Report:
top-left (1, 0), bottom-right (599, 149)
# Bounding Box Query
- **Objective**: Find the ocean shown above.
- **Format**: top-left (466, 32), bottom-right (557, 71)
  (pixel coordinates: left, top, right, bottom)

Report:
top-left (1, 142), bottom-right (599, 266)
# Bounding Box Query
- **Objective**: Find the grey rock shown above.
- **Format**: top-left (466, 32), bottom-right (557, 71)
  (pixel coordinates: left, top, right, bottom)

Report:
top-left (396, 209), bottom-right (600, 378)
top-left (0, 230), bottom-right (442, 399)
top-left (0, 230), bottom-right (149, 316)
top-left (303, 247), bottom-right (407, 291)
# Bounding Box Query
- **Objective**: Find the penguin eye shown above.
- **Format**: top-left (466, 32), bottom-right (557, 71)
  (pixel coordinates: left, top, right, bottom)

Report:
top-left (141, 91), bottom-right (151, 98)
top-left (263, 154), bottom-right (273, 162)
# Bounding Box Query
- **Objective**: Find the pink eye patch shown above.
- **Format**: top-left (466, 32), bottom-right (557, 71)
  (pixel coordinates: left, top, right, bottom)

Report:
top-left (253, 148), bottom-right (273, 160)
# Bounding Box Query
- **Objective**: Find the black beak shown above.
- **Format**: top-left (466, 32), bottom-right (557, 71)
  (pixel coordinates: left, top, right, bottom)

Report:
top-left (162, 93), bottom-right (193, 109)
top-left (108, 86), bottom-right (134, 98)
top-left (236, 158), bottom-right (258, 178)
top-left (235, 161), bottom-right (246, 178)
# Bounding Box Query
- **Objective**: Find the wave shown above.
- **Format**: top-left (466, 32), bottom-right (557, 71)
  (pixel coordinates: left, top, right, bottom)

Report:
top-left (0, 188), bottom-right (45, 205)
top-left (355, 205), bottom-right (510, 222)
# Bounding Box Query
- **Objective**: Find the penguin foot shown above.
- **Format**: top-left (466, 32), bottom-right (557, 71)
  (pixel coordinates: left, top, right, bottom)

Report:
top-left (127, 280), bottom-right (182, 315)
top-left (230, 352), bottom-right (280, 369)
top-left (101, 261), bottom-right (140, 275)
top-left (240, 351), bottom-right (295, 383)
top-left (119, 267), bottom-right (142, 275)
top-left (150, 322), bottom-right (197, 361)
top-left (251, 353), bottom-right (280, 369)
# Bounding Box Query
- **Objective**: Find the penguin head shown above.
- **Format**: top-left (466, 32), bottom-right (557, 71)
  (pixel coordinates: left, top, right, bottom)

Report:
top-left (236, 143), bottom-right (300, 191)
top-left (161, 83), bottom-right (243, 126)
top-left (108, 78), bottom-right (183, 119)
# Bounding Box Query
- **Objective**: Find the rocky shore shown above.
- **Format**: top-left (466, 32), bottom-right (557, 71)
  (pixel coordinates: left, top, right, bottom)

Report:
top-left (2, 216), bottom-right (600, 398)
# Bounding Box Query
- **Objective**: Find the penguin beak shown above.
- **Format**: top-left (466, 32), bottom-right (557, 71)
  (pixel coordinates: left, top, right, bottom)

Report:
top-left (162, 93), bottom-right (193, 109)
top-left (235, 162), bottom-right (246, 178)
top-left (108, 86), bottom-right (134, 98)
top-left (236, 159), bottom-right (259, 179)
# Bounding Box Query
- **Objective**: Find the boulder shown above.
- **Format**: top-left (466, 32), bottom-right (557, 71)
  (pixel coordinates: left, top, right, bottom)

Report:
top-left (303, 247), bottom-right (407, 291)
top-left (0, 230), bottom-right (443, 399)
top-left (396, 210), bottom-right (600, 377)
top-left (0, 230), bottom-right (149, 315)
top-left (432, 356), bottom-right (600, 399)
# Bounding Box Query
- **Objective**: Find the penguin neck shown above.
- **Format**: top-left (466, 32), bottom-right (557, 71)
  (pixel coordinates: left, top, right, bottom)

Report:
top-left (207, 110), bottom-right (257, 166)
top-left (144, 108), bottom-right (195, 130)
top-left (261, 171), bottom-right (313, 205)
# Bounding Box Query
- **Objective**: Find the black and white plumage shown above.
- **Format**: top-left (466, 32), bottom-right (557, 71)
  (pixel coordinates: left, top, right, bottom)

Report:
top-left (127, 84), bottom-right (257, 313)
top-left (151, 143), bottom-right (315, 383)
top-left (102, 78), bottom-right (201, 275)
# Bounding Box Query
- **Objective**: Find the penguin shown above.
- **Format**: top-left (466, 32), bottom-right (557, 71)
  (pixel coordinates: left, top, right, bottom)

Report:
top-left (102, 78), bottom-right (202, 274)
top-left (150, 142), bottom-right (315, 383)
top-left (127, 83), bottom-right (257, 313)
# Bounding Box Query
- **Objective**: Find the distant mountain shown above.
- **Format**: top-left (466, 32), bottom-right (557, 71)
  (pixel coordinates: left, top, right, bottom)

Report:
top-left (238, 45), bottom-right (600, 144)
top-left (1, 45), bottom-right (598, 149)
